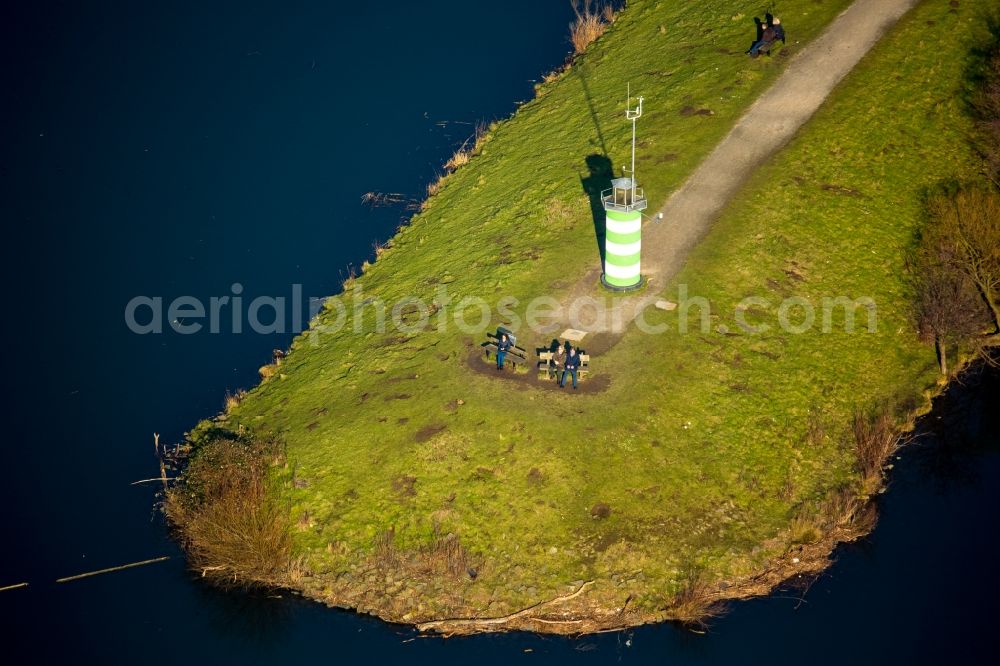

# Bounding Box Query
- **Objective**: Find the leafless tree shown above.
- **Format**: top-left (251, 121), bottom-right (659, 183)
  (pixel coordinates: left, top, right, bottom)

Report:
top-left (913, 245), bottom-right (985, 374)
top-left (927, 187), bottom-right (1000, 335)
top-left (913, 186), bottom-right (999, 373)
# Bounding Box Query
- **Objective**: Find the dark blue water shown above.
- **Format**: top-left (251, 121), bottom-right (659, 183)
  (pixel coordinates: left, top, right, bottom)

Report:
top-left (1, 2), bottom-right (998, 663)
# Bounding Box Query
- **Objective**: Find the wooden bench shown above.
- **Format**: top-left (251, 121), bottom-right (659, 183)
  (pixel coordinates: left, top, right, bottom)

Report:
top-left (537, 351), bottom-right (555, 378)
top-left (758, 38), bottom-right (785, 56)
top-left (482, 334), bottom-right (528, 369)
top-left (537, 351), bottom-right (590, 380)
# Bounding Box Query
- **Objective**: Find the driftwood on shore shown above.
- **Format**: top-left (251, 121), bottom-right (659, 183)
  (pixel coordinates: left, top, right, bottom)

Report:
top-left (417, 580), bottom-right (594, 634)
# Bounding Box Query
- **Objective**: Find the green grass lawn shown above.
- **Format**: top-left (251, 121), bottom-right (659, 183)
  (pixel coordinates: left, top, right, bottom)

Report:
top-left (185, 0), bottom-right (990, 628)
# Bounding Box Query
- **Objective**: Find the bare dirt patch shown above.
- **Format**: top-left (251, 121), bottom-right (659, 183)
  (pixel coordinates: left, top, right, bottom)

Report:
top-left (392, 475), bottom-right (417, 497)
top-left (680, 106), bottom-right (714, 117)
top-left (464, 348), bottom-right (611, 394)
top-left (527, 468), bottom-right (545, 485)
top-left (414, 423), bottom-right (448, 442)
top-left (820, 182), bottom-right (864, 197)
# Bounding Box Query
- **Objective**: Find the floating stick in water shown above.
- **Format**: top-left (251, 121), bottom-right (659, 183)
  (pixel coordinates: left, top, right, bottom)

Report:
top-left (0, 582), bottom-right (29, 592)
top-left (56, 557), bottom-right (170, 584)
top-left (130, 477), bottom-right (176, 485)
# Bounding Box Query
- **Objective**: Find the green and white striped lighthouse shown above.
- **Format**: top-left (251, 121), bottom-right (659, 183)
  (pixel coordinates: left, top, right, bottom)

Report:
top-left (601, 94), bottom-right (647, 291)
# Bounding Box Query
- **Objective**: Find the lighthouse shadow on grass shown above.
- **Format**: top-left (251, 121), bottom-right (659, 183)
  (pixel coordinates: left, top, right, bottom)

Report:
top-left (581, 153), bottom-right (613, 264)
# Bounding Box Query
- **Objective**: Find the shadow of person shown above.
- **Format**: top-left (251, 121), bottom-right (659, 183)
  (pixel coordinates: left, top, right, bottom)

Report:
top-left (580, 154), bottom-right (614, 264)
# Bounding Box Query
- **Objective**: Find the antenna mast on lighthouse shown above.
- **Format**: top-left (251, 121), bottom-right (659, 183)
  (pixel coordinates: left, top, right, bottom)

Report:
top-left (625, 84), bottom-right (644, 204)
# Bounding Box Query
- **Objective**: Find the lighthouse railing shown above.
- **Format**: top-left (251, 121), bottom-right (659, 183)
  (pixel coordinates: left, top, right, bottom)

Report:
top-left (600, 186), bottom-right (647, 212)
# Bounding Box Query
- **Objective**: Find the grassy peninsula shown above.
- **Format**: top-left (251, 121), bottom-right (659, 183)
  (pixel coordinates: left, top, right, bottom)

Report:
top-left (168, 0), bottom-right (993, 633)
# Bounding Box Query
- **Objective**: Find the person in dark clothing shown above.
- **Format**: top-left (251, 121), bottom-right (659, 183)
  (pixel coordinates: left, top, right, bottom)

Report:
top-left (550, 342), bottom-right (565, 380)
top-left (560, 347), bottom-right (581, 389)
top-left (772, 18), bottom-right (785, 44)
top-left (749, 22), bottom-right (776, 57)
top-left (496, 333), bottom-right (511, 371)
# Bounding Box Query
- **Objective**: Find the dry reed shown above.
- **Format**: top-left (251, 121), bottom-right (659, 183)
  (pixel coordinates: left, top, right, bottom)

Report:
top-left (165, 430), bottom-right (291, 587)
top-left (570, 0), bottom-right (615, 54)
top-left (852, 405), bottom-right (900, 495)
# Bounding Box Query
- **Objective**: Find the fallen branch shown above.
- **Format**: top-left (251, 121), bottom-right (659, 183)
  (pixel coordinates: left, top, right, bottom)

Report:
top-left (0, 582), bottom-right (29, 592)
top-left (532, 617), bottom-right (587, 625)
top-left (56, 556), bottom-right (170, 583)
top-left (417, 580), bottom-right (593, 633)
top-left (131, 477), bottom-right (176, 485)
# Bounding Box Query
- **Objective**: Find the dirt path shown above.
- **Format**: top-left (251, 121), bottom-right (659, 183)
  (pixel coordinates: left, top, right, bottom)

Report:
top-left (557, 0), bottom-right (920, 334)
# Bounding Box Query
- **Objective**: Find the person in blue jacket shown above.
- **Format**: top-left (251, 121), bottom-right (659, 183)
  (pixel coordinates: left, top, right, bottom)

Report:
top-left (496, 333), bottom-right (512, 371)
top-left (561, 347), bottom-right (581, 389)
top-left (772, 18), bottom-right (785, 44)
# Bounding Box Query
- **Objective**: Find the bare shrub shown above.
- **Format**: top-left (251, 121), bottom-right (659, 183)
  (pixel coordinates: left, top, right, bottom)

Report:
top-left (793, 485), bottom-right (879, 547)
top-left (821, 485), bottom-right (878, 534)
top-left (668, 568), bottom-right (725, 628)
top-left (852, 405), bottom-right (899, 494)
top-left (165, 430), bottom-right (291, 586)
top-left (370, 528), bottom-right (473, 580)
top-left (374, 527), bottom-right (398, 570)
top-left (420, 532), bottom-right (470, 578)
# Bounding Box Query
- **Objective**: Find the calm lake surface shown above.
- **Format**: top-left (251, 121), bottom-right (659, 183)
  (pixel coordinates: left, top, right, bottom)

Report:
top-left (1, 2), bottom-right (998, 663)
